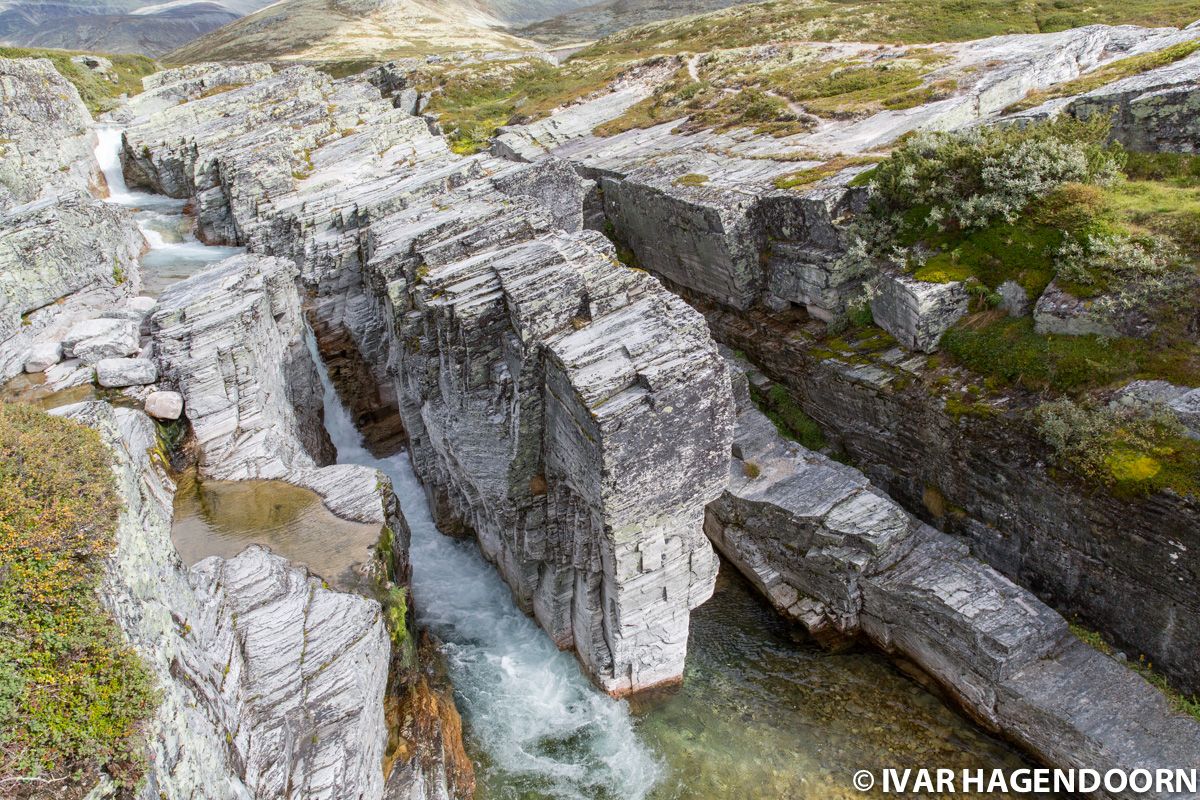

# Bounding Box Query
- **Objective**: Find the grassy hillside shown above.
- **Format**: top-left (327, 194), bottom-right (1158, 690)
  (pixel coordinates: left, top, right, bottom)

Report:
top-left (0, 404), bottom-right (157, 798)
top-left (580, 0), bottom-right (1200, 58)
top-left (0, 46), bottom-right (156, 114)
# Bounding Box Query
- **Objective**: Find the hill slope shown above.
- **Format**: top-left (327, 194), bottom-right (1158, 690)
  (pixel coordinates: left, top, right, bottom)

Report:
top-left (167, 0), bottom-right (539, 62)
top-left (0, 0), bottom-right (278, 54)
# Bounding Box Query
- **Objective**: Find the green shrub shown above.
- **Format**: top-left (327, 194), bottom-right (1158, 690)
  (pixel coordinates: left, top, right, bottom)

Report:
top-left (0, 404), bottom-right (157, 796)
top-left (1033, 398), bottom-right (1200, 497)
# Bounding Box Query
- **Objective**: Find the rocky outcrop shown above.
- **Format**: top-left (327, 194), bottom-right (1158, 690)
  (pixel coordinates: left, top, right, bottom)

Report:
top-left (1065, 37), bottom-right (1200, 152)
top-left (694, 301), bottom-right (1200, 694)
top-left (151, 253), bottom-right (337, 480)
top-left (0, 57), bottom-right (101, 209)
top-left (0, 195), bottom-right (145, 380)
top-left (0, 56), bottom-right (149, 382)
top-left (62, 402), bottom-right (397, 800)
top-left (116, 62), bottom-right (276, 123)
top-left (706, 359), bottom-right (1200, 800)
top-left (870, 271), bottom-right (969, 353)
top-left (125, 64), bottom-right (734, 696)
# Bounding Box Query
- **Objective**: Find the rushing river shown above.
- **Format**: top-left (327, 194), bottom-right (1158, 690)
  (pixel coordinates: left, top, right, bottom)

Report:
top-left (94, 125), bottom-right (243, 296)
top-left (108, 112), bottom-right (1053, 798)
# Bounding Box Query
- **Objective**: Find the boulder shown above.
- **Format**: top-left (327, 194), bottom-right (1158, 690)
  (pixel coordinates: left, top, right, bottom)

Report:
top-left (24, 341), bottom-right (62, 373)
top-left (997, 279), bottom-right (1029, 316)
top-left (870, 272), bottom-right (969, 353)
top-left (96, 357), bottom-right (158, 387)
top-left (64, 317), bottom-right (140, 365)
top-left (144, 390), bottom-right (184, 420)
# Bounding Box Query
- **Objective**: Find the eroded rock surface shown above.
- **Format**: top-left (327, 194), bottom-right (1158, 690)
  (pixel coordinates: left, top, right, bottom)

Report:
top-left (706, 359), bottom-right (1200, 800)
top-left (126, 64), bottom-right (734, 695)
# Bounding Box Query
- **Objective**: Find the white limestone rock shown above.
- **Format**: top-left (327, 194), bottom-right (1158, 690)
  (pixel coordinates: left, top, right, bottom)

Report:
top-left (0, 57), bottom-right (102, 210)
top-left (145, 389), bottom-right (185, 420)
top-left (870, 272), bottom-right (969, 353)
top-left (151, 253), bottom-right (334, 479)
top-left (0, 197), bottom-right (145, 379)
top-left (66, 317), bottom-right (141, 365)
top-left (24, 341), bottom-right (63, 372)
top-left (96, 356), bottom-right (158, 387)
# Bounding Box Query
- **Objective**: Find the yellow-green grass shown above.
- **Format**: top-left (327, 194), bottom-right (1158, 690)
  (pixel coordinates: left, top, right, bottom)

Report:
top-left (0, 404), bottom-right (157, 796)
top-left (0, 46), bottom-right (156, 115)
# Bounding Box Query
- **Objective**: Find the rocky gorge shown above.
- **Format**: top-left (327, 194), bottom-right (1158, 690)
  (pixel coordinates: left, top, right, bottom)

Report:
top-left (2, 10), bottom-right (1200, 800)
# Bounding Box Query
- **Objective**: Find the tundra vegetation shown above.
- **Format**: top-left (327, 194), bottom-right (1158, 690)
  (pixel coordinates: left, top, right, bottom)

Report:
top-left (0, 404), bottom-right (157, 798)
top-left (0, 47), bottom-right (156, 114)
top-left (844, 118), bottom-right (1200, 497)
top-left (402, 0), bottom-right (1199, 153)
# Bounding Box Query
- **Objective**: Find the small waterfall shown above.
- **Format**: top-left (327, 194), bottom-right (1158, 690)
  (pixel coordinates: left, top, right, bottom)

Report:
top-left (307, 331), bottom-right (663, 800)
top-left (94, 125), bottom-right (244, 296)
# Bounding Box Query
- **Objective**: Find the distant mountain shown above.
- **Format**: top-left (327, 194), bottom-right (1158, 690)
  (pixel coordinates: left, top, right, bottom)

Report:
top-left (166, 0), bottom-right (538, 63)
top-left (0, 0), bottom-right (277, 54)
top-left (515, 0), bottom-right (760, 45)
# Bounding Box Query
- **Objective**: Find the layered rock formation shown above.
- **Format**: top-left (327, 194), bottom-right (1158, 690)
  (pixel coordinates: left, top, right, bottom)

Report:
top-left (706, 359), bottom-right (1200, 799)
top-left (123, 62), bottom-right (734, 695)
top-left (0, 56), bottom-right (147, 380)
top-left (481, 21), bottom-right (1200, 696)
top-left (63, 402), bottom-right (400, 800)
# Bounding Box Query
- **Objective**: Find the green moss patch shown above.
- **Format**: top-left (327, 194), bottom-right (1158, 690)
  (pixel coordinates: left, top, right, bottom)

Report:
top-left (749, 383), bottom-right (827, 451)
top-left (0, 404), bottom-right (157, 796)
top-left (940, 316), bottom-right (1200, 394)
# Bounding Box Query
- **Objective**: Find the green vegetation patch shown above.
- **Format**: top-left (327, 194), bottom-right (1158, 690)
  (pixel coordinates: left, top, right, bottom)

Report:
top-left (0, 47), bottom-right (157, 115)
top-left (1005, 39), bottom-right (1200, 113)
top-left (414, 57), bottom-right (628, 154)
top-left (0, 404), bottom-right (157, 796)
top-left (1035, 398), bottom-right (1200, 498)
top-left (940, 316), bottom-right (1200, 394)
top-left (749, 383), bottom-right (827, 451)
top-left (578, 0), bottom-right (1200, 60)
top-left (774, 155), bottom-right (883, 190)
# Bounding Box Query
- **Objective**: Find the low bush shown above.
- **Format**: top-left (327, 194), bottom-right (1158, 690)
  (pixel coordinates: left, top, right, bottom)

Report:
top-left (0, 404), bottom-right (156, 798)
top-left (1033, 398), bottom-right (1200, 497)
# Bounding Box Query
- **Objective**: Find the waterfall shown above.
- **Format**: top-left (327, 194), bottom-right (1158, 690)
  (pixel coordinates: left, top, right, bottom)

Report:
top-left (94, 125), bottom-right (244, 296)
top-left (307, 332), bottom-right (663, 800)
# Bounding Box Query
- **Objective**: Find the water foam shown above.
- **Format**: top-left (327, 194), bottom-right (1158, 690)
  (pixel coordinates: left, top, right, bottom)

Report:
top-left (310, 334), bottom-right (663, 800)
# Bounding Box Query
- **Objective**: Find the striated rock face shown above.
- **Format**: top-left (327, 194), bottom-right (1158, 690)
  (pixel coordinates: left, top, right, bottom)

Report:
top-left (68, 393), bottom-right (462, 800)
top-left (0, 56), bottom-right (148, 382)
top-left (381, 228), bottom-right (732, 694)
top-left (0, 57), bottom-right (101, 209)
top-left (188, 545), bottom-right (391, 800)
top-left (869, 272), bottom-right (968, 353)
top-left (0, 194), bottom-right (145, 380)
top-left (151, 253), bottom-right (337, 480)
top-left (706, 360), bottom-right (1200, 800)
top-left (1065, 42), bottom-right (1200, 152)
top-left (125, 64), bottom-right (734, 695)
